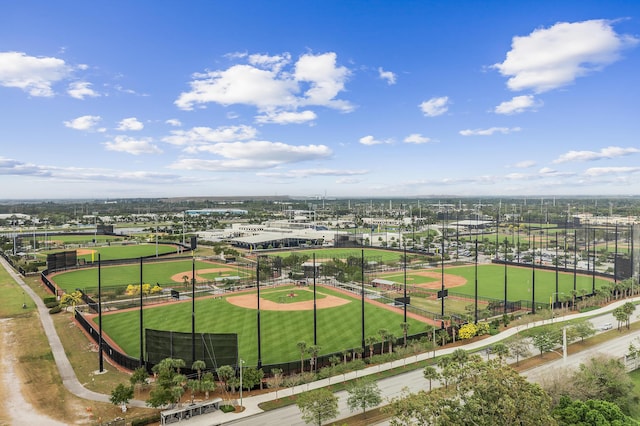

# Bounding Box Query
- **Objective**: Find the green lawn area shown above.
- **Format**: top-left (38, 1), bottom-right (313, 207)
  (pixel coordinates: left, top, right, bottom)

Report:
top-left (420, 264), bottom-right (610, 305)
top-left (0, 263), bottom-right (35, 318)
top-left (379, 272), bottom-right (439, 285)
top-left (73, 243), bottom-right (178, 261)
top-left (50, 259), bottom-right (246, 292)
top-left (97, 285), bottom-right (426, 365)
top-left (38, 234), bottom-right (123, 244)
top-left (260, 286), bottom-right (325, 303)
top-left (269, 248), bottom-right (407, 263)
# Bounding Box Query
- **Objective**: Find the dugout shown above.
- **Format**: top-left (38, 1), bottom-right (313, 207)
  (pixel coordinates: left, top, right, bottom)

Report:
top-left (160, 398), bottom-right (222, 425)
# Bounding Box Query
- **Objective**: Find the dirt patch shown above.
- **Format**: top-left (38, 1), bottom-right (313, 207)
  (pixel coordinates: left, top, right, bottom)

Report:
top-left (0, 318), bottom-right (69, 425)
top-left (170, 268), bottom-right (237, 284)
top-left (411, 270), bottom-right (467, 289)
top-left (226, 290), bottom-right (350, 311)
top-left (76, 248), bottom-right (96, 256)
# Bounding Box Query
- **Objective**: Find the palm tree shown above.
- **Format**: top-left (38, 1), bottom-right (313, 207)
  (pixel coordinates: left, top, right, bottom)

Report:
top-left (307, 345), bottom-right (321, 373)
top-left (423, 365), bottom-right (440, 391)
top-left (491, 342), bottom-right (510, 363)
top-left (297, 341), bottom-right (307, 373)
top-left (191, 360), bottom-right (206, 381)
top-left (365, 336), bottom-right (377, 359)
top-left (400, 322), bottom-right (410, 347)
top-left (378, 328), bottom-right (388, 353)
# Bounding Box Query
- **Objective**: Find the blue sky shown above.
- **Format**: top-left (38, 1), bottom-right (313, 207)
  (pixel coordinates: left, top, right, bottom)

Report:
top-left (1, 1), bottom-right (639, 200)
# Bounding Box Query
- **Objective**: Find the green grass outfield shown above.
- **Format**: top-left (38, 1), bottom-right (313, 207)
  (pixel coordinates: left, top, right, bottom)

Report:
top-left (97, 285), bottom-right (426, 366)
top-left (378, 264), bottom-right (612, 305)
top-left (268, 248), bottom-right (406, 263)
top-left (72, 243), bottom-right (179, 262)
top-left (51, 259), bottom-right (249, 291)
top-left (37, 234), bottom-right (123, 244)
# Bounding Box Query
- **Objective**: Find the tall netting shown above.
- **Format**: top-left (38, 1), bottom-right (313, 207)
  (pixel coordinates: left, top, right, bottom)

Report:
top-left (633, 224), bottom-right (640, 285)
top-left (145, 329), bottom-right (238, 369)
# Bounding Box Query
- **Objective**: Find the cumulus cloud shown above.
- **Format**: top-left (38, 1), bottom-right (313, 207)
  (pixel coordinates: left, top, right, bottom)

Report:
top-left (493, 19), bottom-right (639, 93)
top-left (378, 67), bottom-right (396, 85)
top-left (165, 119), bottom-right (182, 127)
top-left (419, 96), bottom-right (449, 117)
top-left (584, 166), bottom-right (640, 176)
top-left (116, 117), bottom-right (144, 131)
top-left (255, 110), bottom-right (317, 124)
top-left (359, 135), bottom-right (392, 146)
top-left (553, 146), bottom-right (640, 163)
top-left (494, 95), bottom-right (541, 115)
top-left (403, 133), bottom-right (432, 144)
top-left (175, 51), bottom-right (353, 119)
top-left (104, 135), bottom-right (162, 155)
top-left (67, 81), bottom-right (99, 99)
top-left (163, 125), bottom-right (257, 146)
top-left (0, 51), bottom-right (72, 97)
top-left (459, 127), bottom-right (521, 136)
top-left (64, 115), bottom-right (102, 131)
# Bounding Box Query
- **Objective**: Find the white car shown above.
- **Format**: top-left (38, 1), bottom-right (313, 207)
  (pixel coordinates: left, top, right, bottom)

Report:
top-left (599, 323), bottom-right (613, 331)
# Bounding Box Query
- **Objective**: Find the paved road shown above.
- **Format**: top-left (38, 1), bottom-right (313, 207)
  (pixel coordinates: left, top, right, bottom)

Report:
top-left (3, 257), bottom-right (639, 425)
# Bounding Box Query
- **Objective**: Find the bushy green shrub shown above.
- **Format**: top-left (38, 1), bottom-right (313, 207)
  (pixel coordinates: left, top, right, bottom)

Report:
top-left (131, 414), bottom-right (161, 426)
top-left (49, 306), bottom-right (62, 314)
top-left (45, 301), bottom-right (60, 309)
top-left (44, 296), bottom-right (57, 304)
top-left (220, 405), bottom-right (236, 413)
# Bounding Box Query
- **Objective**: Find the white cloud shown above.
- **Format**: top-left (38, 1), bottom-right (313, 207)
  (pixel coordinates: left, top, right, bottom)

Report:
top-left (403, 134), bottom-right (432, 144)
top-left (170, 140), bottom-right (331, 171)
top-left (165, 119), bottom-right (182, 127)
top-left (584, 166), bottom-right (640, 177)
top-left (116, 117), bottom-right (144, 131)
top-left (512, 160), bottom-right (536, 168)
top-left (257, 168), bottom-right (368, 178)
top-left (378, 67), bottom-right (397, 85)
top-left (163, 125), bottom-right (257, 146)
top-left (175, 51), bottom-right (353, 116)
top-left (359, 135), bottom-right (392, 146)
top-left (104, 135), bottom-right (162, 155)
top-left (0, 51), bottom-right (72, 97)
top-left (459, 127), bottom-right (521, 136)
top-left (255, 110), bottom-right (317, 124)
top-left (419, 96), bottom-right (449, 117)
top-left (553, 146), bottom-right (640, 163)
top-left (493, 19), bottom-right (639, 93)
top-left (63, 115), bottom-right (102, 131)
top-left (67, 81), bottom-right (99, 99)
top-left (494, 95), bottom-right (541, 115)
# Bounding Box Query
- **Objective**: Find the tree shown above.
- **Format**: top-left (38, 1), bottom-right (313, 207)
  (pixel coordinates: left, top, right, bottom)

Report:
top-left (191, 360), bottom-right (206, 381)
top-left (570, 319), bottom-right (596, 343)
top-left (242, 367), bottom-right (264, 391)
top-left (571, 355), bottom-right (636, 414)
top-left (200, 372), bottom-right (216, 399)
top-left (378, 328), bottom-right (389, 353)
top-left (622, 301), bottom-right (636, 329)
top-left (147, 358), bottom-right (187, 408)
top-left (365, 335), bottom-right (377, 359)
top-left (530, 327), bottom-right (561, 357)
top-left (457, 323), bottom-right (477, 340)
top-left (307, 345), bottom-right (321, 374)
top-left (507, 334), bottom-right (531, 365)
top-left (386, 360), bottom-right (556, 426)
top-left (130, 366), bottom-right (149, 395)
top-left (59, 290), bottom-right (83, 312)
top-left (216, 364), bottom-right (235, 398)
top-left (552, 396), bottom-right (637, 425)
top-left (423, 365), bottom-right (440, 391)
top-left (186, 379), bottom-right (200, 403)
top-left (266, 368), bottom-right (283, 400)
top-left (346, 378), bottom-right (382, 418)
top-left (297, 341), bottom-right (307, 372)
top-left (297, 388), bottom-right (339, 426)
top-left (491, 342), bottom-right (510, 362)
top-left (110, 383), bottom-right (134, 410)
top-left (613, 307), bottom-right (628, 331)
top-left (400, 322), bottom-right (410, 347)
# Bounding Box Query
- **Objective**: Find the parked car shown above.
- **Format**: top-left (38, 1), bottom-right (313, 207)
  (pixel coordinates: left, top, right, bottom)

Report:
top-left (599, 322), bottom-right (613, 331)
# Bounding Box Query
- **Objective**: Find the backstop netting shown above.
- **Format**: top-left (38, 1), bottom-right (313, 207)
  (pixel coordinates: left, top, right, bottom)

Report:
top-left (633, 224), bottom-right (640, 285)
top-left (145, 329), bottom-right (238, 368)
